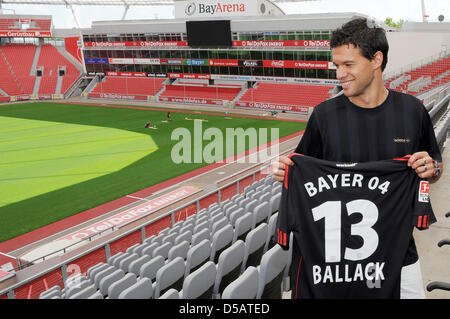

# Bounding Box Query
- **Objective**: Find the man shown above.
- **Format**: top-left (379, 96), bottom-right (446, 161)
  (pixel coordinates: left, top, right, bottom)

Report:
top-left (271, 18), bottom-right (443, 298)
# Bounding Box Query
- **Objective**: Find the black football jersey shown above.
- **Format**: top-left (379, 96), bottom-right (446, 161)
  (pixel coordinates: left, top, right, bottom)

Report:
top-left (276, 154), bottom-right (436, 299)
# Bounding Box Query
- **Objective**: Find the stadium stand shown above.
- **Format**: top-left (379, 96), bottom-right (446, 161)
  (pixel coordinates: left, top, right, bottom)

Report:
top-left (89, 76), bottom-right (166, 100)
top-left (159, 84), bottom-right (241, 103)
top-left (37, 44), bottom-right (80, 95)
top-left (387, 55), bottom-right (450, 95)
top-left (237, 83), bottom-right (334, 107)
top-left (0, 44), bottom-right (36, 95)
top-left (34, 175), bottom-right (287, 299)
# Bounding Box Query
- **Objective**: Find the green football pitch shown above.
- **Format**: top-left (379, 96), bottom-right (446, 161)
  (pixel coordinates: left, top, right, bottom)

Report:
top-left (0, 102), bottom-right (305, 242)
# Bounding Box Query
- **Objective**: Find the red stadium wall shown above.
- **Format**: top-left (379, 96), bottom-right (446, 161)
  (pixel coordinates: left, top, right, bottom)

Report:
top-left (64, 37), bottom-right (83, 64)
top-left (13, 268), bottom-right (63, 299)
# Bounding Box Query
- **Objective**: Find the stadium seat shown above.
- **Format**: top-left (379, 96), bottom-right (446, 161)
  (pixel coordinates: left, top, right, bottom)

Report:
top-left (93, 266), bottom-right (117, 289)
top-left (128, 255), bottom-right (152, 275)
top-left (256, 245), bottom-right (289, 299)
top-left (141, 242), bottom-right (159, 257)
top-left (174, 230), bottom-right (193, 245)
top-left (168, 240), bottom-right (190, 261)
top-left (158, 288), bottom-right (180, 299)
top-left (39, 286), bottom-right (62, 299)
top-left (211, 216), bottom-right (230, 234)
top-left (282, 233), bottom-right (294, 292)
top-left (210, 224), bottom-right (234, 263)
top-left (163, 232), bottom-right (178, 245)
top-left (139, 255), bottom-right (165, 282)
top-left (68, 285), bottom-right (97, 299)
top-left (152, 241), bottom-right (172, 259)
top-left (185, 239), bottom-right (212, 278)
top-left (212, 240), bottom-right (246, 299)
top-left (86, 263), bottom-right (107, 282)
top-left (99, 269), bottom-right (125, 297)
top-left (118, 253), bottom-right (140, 272)
top-left (107, 273), bottom-right (137, 299)
top-left (221, 266), bottom-right (259, 299)
top-left (64, 279), bottom-right (91, 298)
top-left (88, 291), bottom-right (104, 299)
top-left (252, 202), bottom-right (270, 228)
top-left (233, 212), bottom-right (253, 243)
top-left (264, 213), bottom-right (278, 253)
top-left (229, 207), bottom-right (245, 227)
top-left (191, 227), bottom-right (210, 246)
top-left (118, 277), bottom-right (153, 299)
top-left (153, 256), bottom-right (185, 298)
top-left (242, 223), bottom-right (268, 272)
top-left (181, 261), bottom-right (217, 299)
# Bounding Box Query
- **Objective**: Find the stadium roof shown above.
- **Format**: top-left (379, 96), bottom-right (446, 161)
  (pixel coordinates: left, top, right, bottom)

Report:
top-left (0, 0), bottom-right (318, 5)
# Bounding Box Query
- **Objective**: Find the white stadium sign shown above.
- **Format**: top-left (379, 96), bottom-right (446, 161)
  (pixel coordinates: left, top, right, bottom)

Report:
top-left (175, 0), bottom-right (258, 18)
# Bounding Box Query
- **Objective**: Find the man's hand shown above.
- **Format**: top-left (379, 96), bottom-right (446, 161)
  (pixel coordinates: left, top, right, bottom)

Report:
top-left (408, 151), bottom-right (441, 181)
top-left (270, 155), bottom-right (294, 183)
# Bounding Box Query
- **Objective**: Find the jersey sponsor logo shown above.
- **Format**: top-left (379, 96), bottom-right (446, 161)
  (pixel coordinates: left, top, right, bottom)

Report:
top-left (418, 181), bottom-right (430, 203)
top-left (393, 138), bottom-right (411, 143)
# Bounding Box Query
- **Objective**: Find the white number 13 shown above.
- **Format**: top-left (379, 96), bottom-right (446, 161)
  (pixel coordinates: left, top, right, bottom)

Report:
top-left (312, 199), bottom-right (379, 263)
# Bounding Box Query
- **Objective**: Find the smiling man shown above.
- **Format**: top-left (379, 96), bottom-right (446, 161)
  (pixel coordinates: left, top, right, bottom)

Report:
top-left (271, 17), bottom-right (443, 298)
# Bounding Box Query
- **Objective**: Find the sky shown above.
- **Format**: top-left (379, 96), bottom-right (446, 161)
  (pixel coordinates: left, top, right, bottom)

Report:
top-left (0, 0), bottom-right (449, 29)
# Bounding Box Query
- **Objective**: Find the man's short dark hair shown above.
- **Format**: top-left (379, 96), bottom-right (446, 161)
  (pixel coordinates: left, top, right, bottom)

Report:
top-left (330, 17), bottom-right (389, 71)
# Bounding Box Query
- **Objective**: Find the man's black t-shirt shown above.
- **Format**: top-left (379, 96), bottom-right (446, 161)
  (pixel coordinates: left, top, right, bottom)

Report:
top-left (277, 154), bottom-right (436, 299)
top-left (294, 89), bottom-right (441, 265)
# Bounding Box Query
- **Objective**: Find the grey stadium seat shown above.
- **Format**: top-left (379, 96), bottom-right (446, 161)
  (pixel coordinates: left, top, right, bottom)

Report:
top-left (118, 253), bottom-right (139, 272)
top-left (68, 284), bottom-right (97, 299)
top-left (242, 223), bottom-right (268, 272)
top-left (153, 256), bottom-right (185, 298)
top-left (174, 229), bottom-right (192, 245)
top-left (233, 212), bottom-right (253, 243)
top-left (222, 266), bottom-right (259, 299)
top-left (256, 245), bottom-right (289, 299)
top-left (252, 202), bottom-right (270, 228)
top-left (107, 273), bottom-right (137, 299)
top-left (264, 212), bottom-right (278, 253)
top-left (118, 277), bottom-right (153, 299)
top-left (191, 227), bottom-right (210, 246)
top-left (93, 265), bottom-right (116, 289)
top-left (152, 241), bottom-right (172, 259)
top-left (185, 239), bottom-right (212, 278)
top-left (158, 288), bottom-right (180, 299)
top-left (212, 240), bottom-right (246, 298)
top-left (229, 207), bottom-right (245, 227)
top-left (99, 269), bottom-right (125, 297)
top-left (210, 224), bottom-right (234, 263)
top-left (128, 255), bottom-right (152, 275)
top-left (139, 255), bottom-right (165, 282)
top-left (181, 261), bottom-right (217, 299)
top-left (168, 240), bottom-right (190, 261)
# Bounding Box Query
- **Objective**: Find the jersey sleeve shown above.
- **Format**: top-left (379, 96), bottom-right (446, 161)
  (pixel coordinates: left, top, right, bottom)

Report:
top-left (275, 159), bottom-right (297, 250)
top-left (412, 179), bottom-right (437, 230)
top-left (419, 104), bottom-right (442, 163)
top-left (294, 109), bottom-right (323, 159)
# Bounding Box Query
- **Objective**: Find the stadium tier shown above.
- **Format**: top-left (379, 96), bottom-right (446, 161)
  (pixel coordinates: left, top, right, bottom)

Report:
top-left (89, 77), bottom-right (166, 99)
top-left (159, 84), bottom-right (242, 103)
top-left (237, 83), bottom-right (334, 108)
top-left (0, 42), bottom-right (81, 99)
top-left (30, 176), bottom-right (286, 300)
top-left (387, 56), bottom-right (450, 95)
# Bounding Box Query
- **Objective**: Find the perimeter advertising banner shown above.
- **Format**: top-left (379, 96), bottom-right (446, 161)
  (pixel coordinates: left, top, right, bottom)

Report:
top-left (175, 0), bottom-right (258, 18)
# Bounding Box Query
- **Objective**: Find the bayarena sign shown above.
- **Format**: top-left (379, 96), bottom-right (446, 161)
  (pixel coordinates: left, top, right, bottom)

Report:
top-left (175, 0), bottom-right (258, 18)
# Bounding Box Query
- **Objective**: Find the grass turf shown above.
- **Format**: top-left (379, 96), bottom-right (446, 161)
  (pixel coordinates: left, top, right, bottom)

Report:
top-left (0, 102), bottom-right (305, 242)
